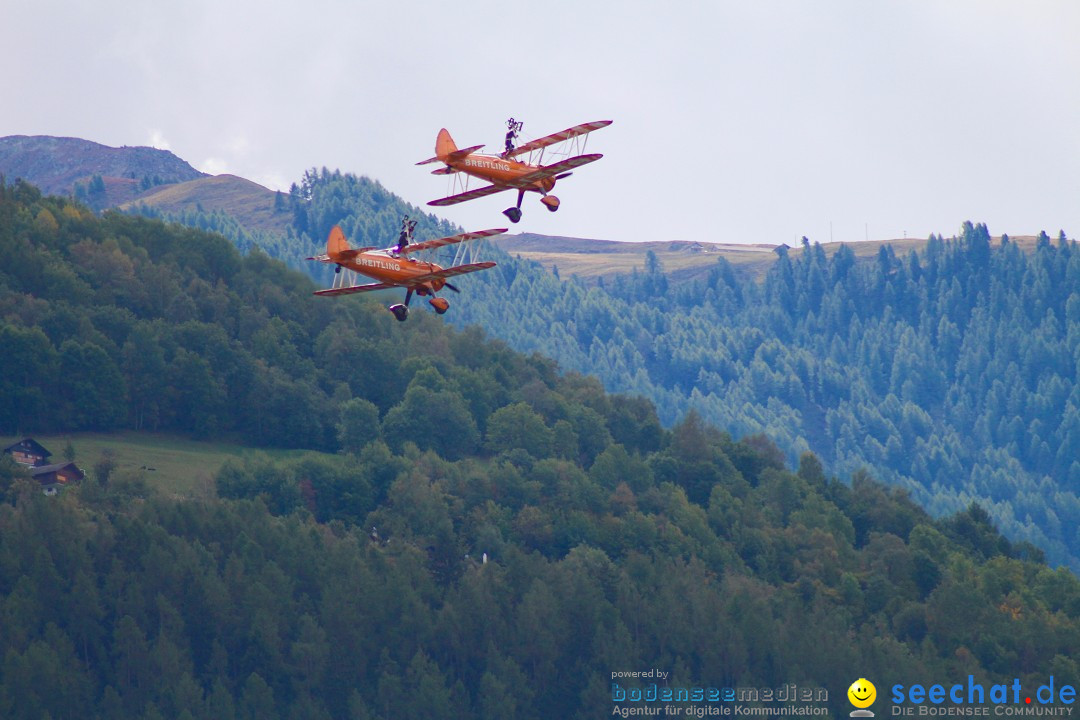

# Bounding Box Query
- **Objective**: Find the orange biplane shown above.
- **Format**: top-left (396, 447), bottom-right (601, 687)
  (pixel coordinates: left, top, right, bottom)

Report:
top-left (307, 218), bottom-right (504, 322)
top-left (418, 118), bottom-right (612, 223)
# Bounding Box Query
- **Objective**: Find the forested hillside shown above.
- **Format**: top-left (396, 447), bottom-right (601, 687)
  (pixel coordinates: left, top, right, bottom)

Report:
top-left (4, 177), bottom-right (1080, 719)
top-left (181, 169), bottom-right (1080, 572)
top-left (453, 224), bottom-right (1080, 572)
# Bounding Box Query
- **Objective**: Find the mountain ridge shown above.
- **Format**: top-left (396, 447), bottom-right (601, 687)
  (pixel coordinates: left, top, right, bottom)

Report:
top-left (0, 135), bottom-right (206, 200)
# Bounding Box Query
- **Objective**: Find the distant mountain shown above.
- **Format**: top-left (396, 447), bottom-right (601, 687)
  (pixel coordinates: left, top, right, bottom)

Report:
top-left (0, 135), bottom-right (206, 208)
top-left (0, 135), bottom-right (297, 242)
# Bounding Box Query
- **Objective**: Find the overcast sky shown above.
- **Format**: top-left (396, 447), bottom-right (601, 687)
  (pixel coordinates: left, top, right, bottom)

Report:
top-left (4, 0), bottom-right (1078, 245)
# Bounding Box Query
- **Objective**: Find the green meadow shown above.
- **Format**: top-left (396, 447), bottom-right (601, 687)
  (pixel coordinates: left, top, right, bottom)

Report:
top-left (2, 432), bottom-right (318, 497)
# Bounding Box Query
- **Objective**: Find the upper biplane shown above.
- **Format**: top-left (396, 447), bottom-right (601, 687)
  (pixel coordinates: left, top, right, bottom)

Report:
top-left (307, 217), bottom-right (504, 321)
top-left (417, 118), bottom-right (612, 223)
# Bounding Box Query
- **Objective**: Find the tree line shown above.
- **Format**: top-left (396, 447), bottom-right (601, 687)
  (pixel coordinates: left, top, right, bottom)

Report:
top-left (450, 224), bottom-right (1080, 570)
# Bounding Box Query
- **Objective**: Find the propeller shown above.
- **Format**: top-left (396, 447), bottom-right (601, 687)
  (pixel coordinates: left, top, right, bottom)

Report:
top-left (554, 172), bottom-right (574, 180)
top-left (445, 283), bottom-right (460, 293)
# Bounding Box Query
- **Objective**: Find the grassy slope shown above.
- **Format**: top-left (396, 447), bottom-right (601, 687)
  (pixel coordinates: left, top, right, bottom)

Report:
top-left (500, 232), bottom-right (1043, 283)
top-left (119, 174), bottom-right (292, 233)
top-left (2, 432), bottom-right (315, 498)
top-left (500, 233), bottom-right (778, 282)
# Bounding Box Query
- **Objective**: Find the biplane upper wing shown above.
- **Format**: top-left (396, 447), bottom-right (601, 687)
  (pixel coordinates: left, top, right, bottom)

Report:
top-left (404, 262), bottom-right (497, 285)
top-left (401, 228), bottom-right (506, 255)
top-left (314, 281), bottom-right (398, 297)
top-left (506, 120), bottom-right (612, 159)
top-left (427, 183), bottom-right (509, 207)
top-left (504, 154), bottom-right (604, 188)
top-left (416, 144), bottom-right (485, 165)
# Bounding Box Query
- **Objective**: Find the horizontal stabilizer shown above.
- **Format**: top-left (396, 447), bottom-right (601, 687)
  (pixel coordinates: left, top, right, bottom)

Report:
top-left (447, 144), bottom-right (484, 161)
top-left (417, 144), bottom-right (484, 165)
top-left (334, 247), bottom-right (377, 260)
top-left (309, 247), bottom-right (377, 262)
top-left (311, 248), bottom-right (378, 262)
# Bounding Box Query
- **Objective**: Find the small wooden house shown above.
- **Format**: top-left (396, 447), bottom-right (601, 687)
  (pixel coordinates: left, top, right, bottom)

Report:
top-left (3, 438), bottom-right (51, 467)
top-left (30, 462), bottom-right (86, 496)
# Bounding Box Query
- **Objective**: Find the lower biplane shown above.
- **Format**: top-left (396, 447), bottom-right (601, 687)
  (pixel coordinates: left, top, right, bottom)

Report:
top-left (307, 218), bottom-right (504, 322)
top-left (417, 118), bottom-right (611, 223)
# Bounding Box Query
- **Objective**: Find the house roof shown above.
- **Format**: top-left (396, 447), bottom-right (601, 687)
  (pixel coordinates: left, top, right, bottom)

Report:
top-left (2, 438), bottom-right (51, 458)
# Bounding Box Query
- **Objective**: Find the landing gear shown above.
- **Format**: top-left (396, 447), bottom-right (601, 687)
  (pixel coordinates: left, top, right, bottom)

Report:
top-left (390, 287), bottom-right (414, 321)
top-left (541, 195), bottom-right (560, 212)
top-left (389, 289), bottom-right (450, 320)
top-left (503, 189), bottom-right (526, 224)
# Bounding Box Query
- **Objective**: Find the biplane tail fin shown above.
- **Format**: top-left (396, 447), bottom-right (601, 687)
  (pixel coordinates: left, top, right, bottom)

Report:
top-left (326, 225), bottom-right (349, 261)
top-left (436, 128), bottom-right (457, 159)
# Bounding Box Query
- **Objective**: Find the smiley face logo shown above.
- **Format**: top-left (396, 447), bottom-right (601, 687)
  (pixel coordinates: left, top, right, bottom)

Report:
top-left (848, 678), bottom-right (876, 709)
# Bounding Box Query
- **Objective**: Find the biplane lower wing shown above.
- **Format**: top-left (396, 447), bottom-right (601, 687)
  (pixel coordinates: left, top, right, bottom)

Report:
top-left (427, 183), bottom-right (508, 207)
top-left (314, 264), bottom-right (496, 296)
top-left (504, 154), bottom-right (604, 188)
top-left (402, 228), bottom-right (506, 255)
top-left (506, 120), bottom-right (612, 159)
top-left (406, 262), bottom-right (497, 285)
top-left (314, 281), bottom-right (398, 297)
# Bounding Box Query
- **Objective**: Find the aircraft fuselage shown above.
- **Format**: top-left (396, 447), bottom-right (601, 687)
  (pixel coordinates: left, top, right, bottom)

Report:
top-left (335, 250), bottom-right (448, 293)
top-left (451, 153), bottom-right (558, 194)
